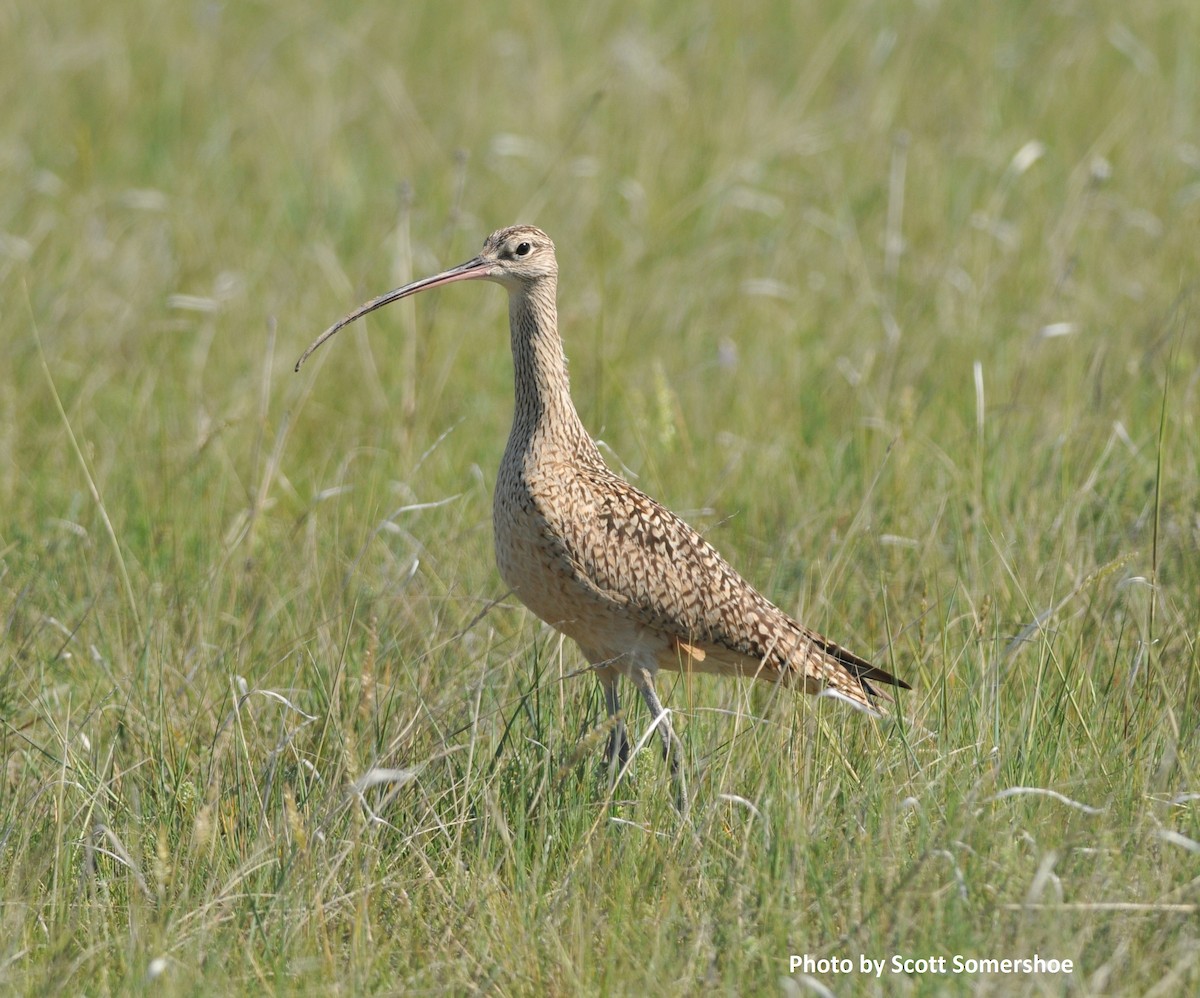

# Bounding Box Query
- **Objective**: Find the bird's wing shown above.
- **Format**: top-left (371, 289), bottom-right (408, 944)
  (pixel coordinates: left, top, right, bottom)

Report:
top-left (548, 465), bottom-right (907, 700)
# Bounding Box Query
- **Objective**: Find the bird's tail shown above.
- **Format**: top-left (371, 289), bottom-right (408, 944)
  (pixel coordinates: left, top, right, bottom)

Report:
top-left (813, 631), bottom-right (911, 704)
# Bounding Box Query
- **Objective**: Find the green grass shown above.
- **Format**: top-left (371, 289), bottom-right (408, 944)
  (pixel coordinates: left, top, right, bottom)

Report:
top-left (3, 0), bottom-right (1199, 994)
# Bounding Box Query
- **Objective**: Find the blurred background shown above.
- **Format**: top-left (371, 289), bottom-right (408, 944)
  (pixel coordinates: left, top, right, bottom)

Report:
top-left (2, 1), bottom-right (1198, 992)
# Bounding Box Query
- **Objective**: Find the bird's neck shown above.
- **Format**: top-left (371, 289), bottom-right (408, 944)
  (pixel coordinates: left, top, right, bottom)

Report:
top-left (507, 279), bottom-right (592, 457)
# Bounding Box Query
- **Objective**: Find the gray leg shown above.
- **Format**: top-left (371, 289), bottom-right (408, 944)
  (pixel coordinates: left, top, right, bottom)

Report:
top-left (601, 674), bottom-right (629, 776)
top-left (631, 666), bottom-right (690, 816)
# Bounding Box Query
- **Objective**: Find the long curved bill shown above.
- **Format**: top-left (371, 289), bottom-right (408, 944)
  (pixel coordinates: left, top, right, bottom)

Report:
top-left (294, 255), bottom-right (493, 371)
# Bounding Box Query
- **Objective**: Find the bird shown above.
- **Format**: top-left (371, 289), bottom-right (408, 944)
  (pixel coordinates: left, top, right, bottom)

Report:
top-left (297, 225), bottom-right (909, 813)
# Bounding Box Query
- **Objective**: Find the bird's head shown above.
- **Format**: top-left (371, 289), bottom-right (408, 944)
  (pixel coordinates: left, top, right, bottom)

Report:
top-left (477, 225), bottom-right (558, 288)
top-left (295, 224), bottom-right (557, 371)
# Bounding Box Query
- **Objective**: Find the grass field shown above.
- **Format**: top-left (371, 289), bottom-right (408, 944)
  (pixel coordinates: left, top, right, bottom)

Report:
top-left (3, 1), bottom-right (1199, 994)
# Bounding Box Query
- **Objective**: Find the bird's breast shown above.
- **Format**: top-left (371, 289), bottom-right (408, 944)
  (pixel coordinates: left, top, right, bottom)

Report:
top-left (492, 455), bottom-right (608, 638)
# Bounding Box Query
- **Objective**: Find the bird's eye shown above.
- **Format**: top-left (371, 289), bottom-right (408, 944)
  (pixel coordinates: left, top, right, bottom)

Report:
top-left (515, 241), bottom-right (532, 257)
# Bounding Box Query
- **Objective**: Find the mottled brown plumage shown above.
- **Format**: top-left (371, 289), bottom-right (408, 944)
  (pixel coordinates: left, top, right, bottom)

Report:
top-left (298, 225), bottom-right (909, 811)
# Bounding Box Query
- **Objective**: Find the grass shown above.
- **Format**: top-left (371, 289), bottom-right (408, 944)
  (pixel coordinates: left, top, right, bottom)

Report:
top-left (3, 0), bottom-right (1199, 993)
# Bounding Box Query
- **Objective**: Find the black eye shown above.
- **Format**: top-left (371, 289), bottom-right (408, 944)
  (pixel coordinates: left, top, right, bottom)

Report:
top-left (515, 241), bottom-right (531, 257)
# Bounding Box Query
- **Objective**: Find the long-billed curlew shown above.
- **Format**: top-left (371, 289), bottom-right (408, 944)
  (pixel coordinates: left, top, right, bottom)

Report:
top-left (297, 225), bottom-right (909, 812)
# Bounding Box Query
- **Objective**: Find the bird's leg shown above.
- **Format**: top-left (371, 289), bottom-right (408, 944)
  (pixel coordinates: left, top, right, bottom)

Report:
top-left (601, 673), bottom-right (629, 780)
top-left (631, 666), bottom-right (690, 817)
